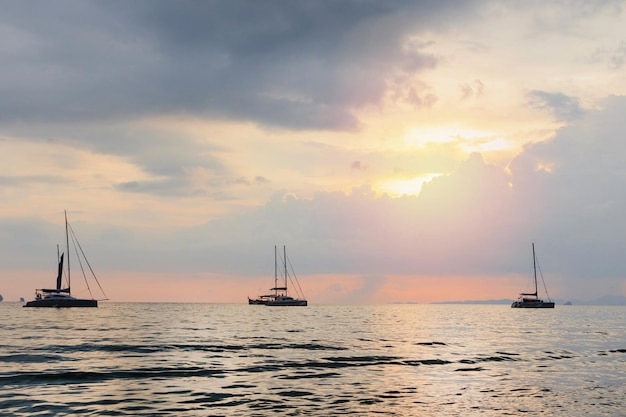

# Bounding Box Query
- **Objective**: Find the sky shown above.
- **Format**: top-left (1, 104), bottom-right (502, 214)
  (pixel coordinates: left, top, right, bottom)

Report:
top-left (1, 0), bottom-right (626, 303)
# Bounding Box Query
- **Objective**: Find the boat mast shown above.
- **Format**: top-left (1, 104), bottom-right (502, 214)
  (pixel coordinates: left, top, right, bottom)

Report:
top-left (532, 243), bottom-right (538, 296)
top-left (284, 245), bottom-right (288, 293)
top-left (65, 210), bottom-right (70, 294)
top-left (274, 245), bottom-right (278, 298)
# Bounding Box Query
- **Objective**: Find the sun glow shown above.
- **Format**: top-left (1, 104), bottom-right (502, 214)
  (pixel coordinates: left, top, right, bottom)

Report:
top-left (377, 173), bottom-right (442, 197)
top-left (536, 162), bottom-right (555, 173)
top-left (403, 127), bottom-right (497, 148)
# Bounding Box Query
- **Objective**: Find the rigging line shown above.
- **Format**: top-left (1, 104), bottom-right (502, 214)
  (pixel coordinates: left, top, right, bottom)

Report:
top-left (279, 251), bottom-right (295, 296)
top-left (286, 255), bottom-right (306, 299)
top-left (68, 223), bottom-right (94, 299)
top-left (286, 272), bottom-right (301, 299)
top-left (68, 222), bottom-right (109, 300)
top-left (535, 254), bottom-right (551, 301)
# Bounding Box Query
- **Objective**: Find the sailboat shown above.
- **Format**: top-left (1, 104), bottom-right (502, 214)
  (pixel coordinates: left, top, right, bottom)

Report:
top-left (511, 243), bottom-right (555, 308)
top-left (24, 211), bottom-right (106, 308)
top-left (249, 246), bottom-right (307, 306)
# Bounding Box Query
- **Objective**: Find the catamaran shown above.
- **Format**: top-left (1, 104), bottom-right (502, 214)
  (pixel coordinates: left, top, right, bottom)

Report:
top-left (24, 211), bottom-right (107, 308)
top-left (511, 243), bottom-right (555, 308)
top-left (248, 246), bottom-right (307, 306)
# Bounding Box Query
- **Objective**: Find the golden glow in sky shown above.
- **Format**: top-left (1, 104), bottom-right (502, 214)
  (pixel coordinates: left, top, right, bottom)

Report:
top-left (377, 174), bottom-right (443, 197)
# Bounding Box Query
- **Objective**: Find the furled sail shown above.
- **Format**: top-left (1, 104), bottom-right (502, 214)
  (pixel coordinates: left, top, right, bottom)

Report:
top-left (56, 253), bottom-right (64, 290)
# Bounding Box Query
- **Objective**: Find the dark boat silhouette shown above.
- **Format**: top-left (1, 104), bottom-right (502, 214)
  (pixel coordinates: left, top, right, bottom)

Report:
top-left (24, 211), bottom-right (106, 308)
top-left (511, 243), bottom-right (555, 308)
top-left (249, 246), bottom-right (307, 306)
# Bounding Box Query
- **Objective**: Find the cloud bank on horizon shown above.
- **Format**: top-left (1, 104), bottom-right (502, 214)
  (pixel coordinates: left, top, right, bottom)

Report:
top-left (1, 0), bottom-right (626, 302)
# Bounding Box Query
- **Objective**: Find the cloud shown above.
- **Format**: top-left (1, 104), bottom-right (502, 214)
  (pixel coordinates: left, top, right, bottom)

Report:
top-left (3, 96), bottom-right (626, 301)
top-left (609, 40), bottom-right (626, 69)
top-left (527, 91), bottom-right (585, 122)
top-left (172, 95), bottom-right (626, 298)
top-left (460, 79), bottom-right (485, 100)
top-left (509, 95), bottom-right (626, 278)
top-left (116, 178), bottom-right (195, 197)
top-left (347, 275), bottom-right (388, 303)
top-left (3, 121), bottom-right (231, 199)
top-left (0, 218), bottom-right (60, 268)
top-left (351, 161), bottom-right (366, 171)
top-left (0, 175), bottom-right (66, 187)
top-left (0, 0), bottom-right (480, 130)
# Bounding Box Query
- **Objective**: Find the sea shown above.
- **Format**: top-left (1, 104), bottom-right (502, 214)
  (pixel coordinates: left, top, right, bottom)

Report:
top-left (1, 303), bottom-right (624, 416)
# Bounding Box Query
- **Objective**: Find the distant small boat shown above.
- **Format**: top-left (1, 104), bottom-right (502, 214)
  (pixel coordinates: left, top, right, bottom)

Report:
top-left (249, 246), bottom-right (307, 306)
top-left (511, 243), bottom-right (555, 309)
top-left (24, 211), bottom-right (107, 308)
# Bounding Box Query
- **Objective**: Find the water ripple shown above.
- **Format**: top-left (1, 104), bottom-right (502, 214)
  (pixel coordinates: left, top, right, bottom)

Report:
top-left (1, 303), bottom-right (624, 416)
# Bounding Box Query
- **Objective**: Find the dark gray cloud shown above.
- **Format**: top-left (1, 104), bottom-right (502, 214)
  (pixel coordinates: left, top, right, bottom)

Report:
top-left (0, 0), bottom-right (478, 130)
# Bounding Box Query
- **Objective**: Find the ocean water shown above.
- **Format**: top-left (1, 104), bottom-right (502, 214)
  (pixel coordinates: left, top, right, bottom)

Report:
top-left (1, 303), bottom-right (624, 416)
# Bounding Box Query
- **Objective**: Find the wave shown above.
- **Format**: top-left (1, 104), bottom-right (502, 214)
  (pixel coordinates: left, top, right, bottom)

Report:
top-left (27, 342), bottom-right (348, 355)
top-left (2, 345), bottom-right (624, 388)
top-left (0, 353), bottom-right (69, 363)
top-left (0, 366), bottom-right (224, 385)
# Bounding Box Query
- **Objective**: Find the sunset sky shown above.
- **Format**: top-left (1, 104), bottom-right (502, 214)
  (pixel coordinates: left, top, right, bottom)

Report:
top-left (2, 0), bottom-right (626, 303)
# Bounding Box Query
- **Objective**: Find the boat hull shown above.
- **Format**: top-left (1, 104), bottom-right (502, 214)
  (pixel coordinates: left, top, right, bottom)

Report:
top-left (266, 299), bottom-right (307, 307)
top-left (23, 298), bottom-right (98, 308)
top-left (248, 298), bottom-right (269, 305)
top-left (511, 300), bottom-right (554, 308)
